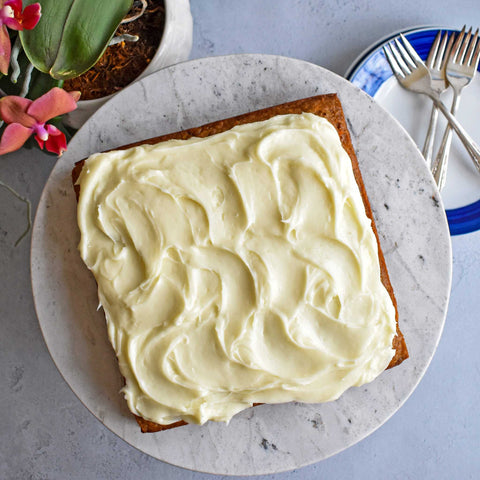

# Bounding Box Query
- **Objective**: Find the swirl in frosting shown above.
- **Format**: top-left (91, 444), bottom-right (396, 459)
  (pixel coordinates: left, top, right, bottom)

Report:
top-left (77, 113), bottom-right (396, 425)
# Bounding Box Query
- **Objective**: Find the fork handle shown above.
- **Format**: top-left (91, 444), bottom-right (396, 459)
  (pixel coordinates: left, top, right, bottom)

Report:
top-left (422, 104), bottom-right (439, 169)
top-left (431, 96), bottom-right (480, 173)
top-left (431, 92), bottom-right (460, 191)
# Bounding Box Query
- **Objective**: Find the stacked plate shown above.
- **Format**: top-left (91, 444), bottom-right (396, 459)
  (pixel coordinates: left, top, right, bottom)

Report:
top-left (346, 26), bottom-right (480, 235)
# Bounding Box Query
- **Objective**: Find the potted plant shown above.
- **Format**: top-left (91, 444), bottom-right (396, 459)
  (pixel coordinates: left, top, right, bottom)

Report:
top-left (62, 0), bottom-right (193, 128)
top-left (0, 0), bottom-right (192, 152)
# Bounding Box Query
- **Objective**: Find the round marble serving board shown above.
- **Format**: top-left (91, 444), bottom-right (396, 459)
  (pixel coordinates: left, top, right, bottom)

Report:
top-left (31, 54), bottom-right (452, 475)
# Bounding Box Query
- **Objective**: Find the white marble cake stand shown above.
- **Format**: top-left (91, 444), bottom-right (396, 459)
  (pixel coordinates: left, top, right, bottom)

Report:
top-left (31, 54), bottom-right (452, 475)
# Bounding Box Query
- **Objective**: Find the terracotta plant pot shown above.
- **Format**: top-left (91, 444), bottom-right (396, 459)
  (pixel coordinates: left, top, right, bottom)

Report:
top-left (63, 0), bottom-right (193, 129)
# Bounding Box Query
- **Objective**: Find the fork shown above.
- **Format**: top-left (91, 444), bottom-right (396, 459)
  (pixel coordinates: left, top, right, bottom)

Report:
top-left (383, 34), bottom-right (480, 172)
top-left (422, 31), bottom-right (455, 169)
top-left (431, 27), bottom-right (480, 190)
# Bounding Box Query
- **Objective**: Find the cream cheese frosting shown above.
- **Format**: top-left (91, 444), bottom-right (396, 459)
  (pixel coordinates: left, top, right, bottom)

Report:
top-left (77, 113), bottom-right (397, 425)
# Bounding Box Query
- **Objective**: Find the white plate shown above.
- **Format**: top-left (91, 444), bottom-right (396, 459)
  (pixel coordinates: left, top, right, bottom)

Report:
top-left (31, 54), bottom-right (452, 475)
top-left (347, 26), bottom-right (480, 236)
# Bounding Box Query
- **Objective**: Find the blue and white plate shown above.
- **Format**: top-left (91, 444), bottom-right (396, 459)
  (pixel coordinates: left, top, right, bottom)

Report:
top-left (346, 26), bottom-right (480, 236)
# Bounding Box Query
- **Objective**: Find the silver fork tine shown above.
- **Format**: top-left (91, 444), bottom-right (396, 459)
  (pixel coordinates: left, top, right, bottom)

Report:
top-left (394, 38), bottom-right (416, 70)
top-left (383, 45), bottom-right (405, 78)
top-left (383, 45), bottom-right (402, 76)
top-left (457, 28), bottom-right (472, 62)
top-left (465, 29), bottom-right (479, 65)
top-left (389, 41), bottom-right (411, 75)
top-left (443, 33), bottom-right (456, 68)
top-left (426, 31), bottom-right (442, 68)
top-left (387, 43), bottom-right (411, 76)
top-left (399, 33), bottom-right (424, 65)
top-left (472, 33), bottom-right (480, 69)
top-left (452, 26), bottom-right (466, 63)
top-left (434, 33), bottom-right (449, 70)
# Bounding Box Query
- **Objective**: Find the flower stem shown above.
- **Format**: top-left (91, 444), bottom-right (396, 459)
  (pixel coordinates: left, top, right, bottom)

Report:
top-left (0, 179), bottom-right (32, 247)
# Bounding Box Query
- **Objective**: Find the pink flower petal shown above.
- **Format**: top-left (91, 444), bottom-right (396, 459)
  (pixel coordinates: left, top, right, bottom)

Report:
top-left (4, 0), bottom-right (22, 12)
top-left (0, 122), bottom-right (32, 155)
top-left (0, 95), bottom-right (35, 127)
top-left (27, 87), bottom-right (79, 124)
top-left (2, 0), bottom-right (23, 29)
top-left (2, 17), bottom-right (22, 29)
top-left (20, 3), bottom-right (41, 30)
top-left (0, 25), bottom-right (11, 75)
top-left (44, 127), bottom-right (67, 156)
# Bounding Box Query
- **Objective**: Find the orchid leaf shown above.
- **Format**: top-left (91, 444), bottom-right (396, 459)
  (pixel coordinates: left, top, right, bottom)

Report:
top-left (19, 0), bottom-right (133, 80)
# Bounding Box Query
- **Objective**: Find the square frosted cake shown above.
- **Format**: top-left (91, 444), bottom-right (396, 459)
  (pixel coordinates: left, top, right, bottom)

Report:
top-left (73, 95), bottom-right (408, 432)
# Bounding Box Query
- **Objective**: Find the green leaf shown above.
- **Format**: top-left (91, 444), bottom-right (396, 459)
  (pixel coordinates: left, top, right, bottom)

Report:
top-left (19, 0), bottom-right (133, 80)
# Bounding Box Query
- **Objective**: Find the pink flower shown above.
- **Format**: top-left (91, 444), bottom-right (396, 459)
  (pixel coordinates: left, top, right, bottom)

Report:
top-left (0, 0), bottom-right (41, 74)
top-left (0, 87), bottom-right (81, 156)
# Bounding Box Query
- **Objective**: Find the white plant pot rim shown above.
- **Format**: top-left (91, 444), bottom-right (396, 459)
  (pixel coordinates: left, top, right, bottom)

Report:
top-left (64, 0), bottom-right (192, 128)
top-left (76, 1), bottom-right (182, 108)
